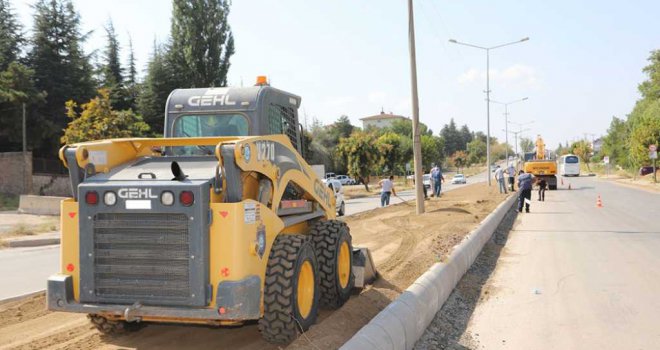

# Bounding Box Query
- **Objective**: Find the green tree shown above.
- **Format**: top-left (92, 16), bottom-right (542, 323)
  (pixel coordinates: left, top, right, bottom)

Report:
top-left (385, 118), bottom-right (432, 138)
top-left (571, 140), bottom-right (593, 172)
top-left (638, 50), bottom-right (660, 100)
top-left (520, 137), bottom-right (534, 154)
top-left (467, 138), bottom-right (486, 165)
top-left (137, 42), bottom-right (176, 134)
top-left (0, 0), bottom-right (22, 71)
top-left (28, 0), bottom-right (95, 155)
top-left (100, 20), bottom-right (131, 111)
top-left (0, 62), bottom-right (46, 149)
top-left (601, 116), bottom-right (629, 167)
top-left (61, 89), bottom-right (150, 144)
top-left (628, 99), bottom-right (660, 169)
top-left (337, 131), bottom-right (384, 191)
top-left (440, 118), bottom-right (463, 157)
top-left (421, 134), bottom-right (444, 169)
top-left (168, 0), bottom-right (234, 87)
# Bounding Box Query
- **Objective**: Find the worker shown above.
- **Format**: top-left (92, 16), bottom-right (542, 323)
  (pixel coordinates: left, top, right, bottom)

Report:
top-left (538, 178), bottom-right (547, 201)
top-left (517, 170), bottom-right (533, 213)
top-left (506, 163), bottom-right (516, 191)
top-left (494, 165), bottom-right (507, 194)
top-left (379, 175), bottom-right (396, 207)
top-left (430, 164), bottom-right (444, 197)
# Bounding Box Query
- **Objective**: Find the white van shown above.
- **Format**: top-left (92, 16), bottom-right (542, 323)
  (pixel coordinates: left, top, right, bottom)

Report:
top-left (325, 178), bottom-right (346, 216)
top-left (559, 154), bottom-right (580, 176)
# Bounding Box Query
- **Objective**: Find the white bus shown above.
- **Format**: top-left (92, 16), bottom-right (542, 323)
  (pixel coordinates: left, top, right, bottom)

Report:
top-left (558, 154), bottom-right (580, 176)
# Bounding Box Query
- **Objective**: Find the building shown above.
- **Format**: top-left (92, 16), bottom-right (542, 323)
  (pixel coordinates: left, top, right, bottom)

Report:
top-left (360, 110), bottom-right (409, 129)
top-left (592, 138), bottom-right (603, 153)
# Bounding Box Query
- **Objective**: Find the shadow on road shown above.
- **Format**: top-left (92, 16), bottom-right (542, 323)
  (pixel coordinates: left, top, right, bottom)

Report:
top-left (413, 207), bottom-right (519, 350)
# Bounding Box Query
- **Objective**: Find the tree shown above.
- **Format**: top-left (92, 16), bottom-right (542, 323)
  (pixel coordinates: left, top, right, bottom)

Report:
top-left (449, 151), bottom-right (467, 172)
top-left (520, 137), bottom-right (534, 154)
top-left (0, 0), bottom-right (23, 71)
top-left (337, 131), bottom-right (384, 191)
top-left (571, 140), bottom-right (593, 172)
top-left (61, 89), bottom-right (150, 144)
top-left (100, 19), bottom-right (131, 111)
top-left (137, 42), bottom-right (176, 134)
top-left (421, 134), bottom-right (444, 170)
top-left (386, 118), bottom-right (432, 138)
top-left (601, 116), bottom-right (629, 167)
top-left (168, 0), bottom-right (234, 87)
top-left (0, 62), bottom-right (46, 150)
top-left (467, 138), bottom-right (486, 165)
top-left (28, 0), bottom-right (95, 155)
top-left (440, 118), bottom-right (463, 157)
top-left (124, 34), bottom-right (139, 112)
top-left (628, 99), bottom-right (660, 169)
top-left (377, 132), bottom-right (404, 174)
top-left (638, 50), bottom-right (660, 100)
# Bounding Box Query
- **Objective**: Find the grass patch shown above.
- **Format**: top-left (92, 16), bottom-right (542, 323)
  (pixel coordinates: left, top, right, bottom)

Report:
top-left (0, 193), bottom-right (19, 211)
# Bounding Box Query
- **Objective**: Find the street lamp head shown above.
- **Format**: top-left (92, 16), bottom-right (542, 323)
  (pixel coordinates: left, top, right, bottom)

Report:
top-left (522, 97), bottom-right (529, 101)
top-left (449, 39), bottom-right (457, 43)
top-left (521, 37), bottom-right (530, 42)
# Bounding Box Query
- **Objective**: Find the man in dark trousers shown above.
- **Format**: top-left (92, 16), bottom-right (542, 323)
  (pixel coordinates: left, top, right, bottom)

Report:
top-left (517, 170), bottom-right (533, 213)
top-left (538, 178), bottom-right (547, 201)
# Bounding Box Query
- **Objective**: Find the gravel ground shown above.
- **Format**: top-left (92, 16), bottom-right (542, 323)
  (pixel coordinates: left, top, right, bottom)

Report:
top-left (413, 206), bottom-right (519, 350)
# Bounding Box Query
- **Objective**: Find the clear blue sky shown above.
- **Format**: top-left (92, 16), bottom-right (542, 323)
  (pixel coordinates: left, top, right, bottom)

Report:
top-left (13, 0), bottom-right (660, 148)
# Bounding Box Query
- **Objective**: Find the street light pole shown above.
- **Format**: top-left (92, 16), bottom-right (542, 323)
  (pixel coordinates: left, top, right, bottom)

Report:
top-left (492, 97), bottom-right (528, 168)
top-left (449, 37), bottom-right (529, 186)
top-left (408, 0), bottom-right (424, 214)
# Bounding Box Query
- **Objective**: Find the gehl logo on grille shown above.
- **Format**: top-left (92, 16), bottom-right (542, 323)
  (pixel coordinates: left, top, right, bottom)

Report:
top-left (118, 188), bottom-right (158, 199)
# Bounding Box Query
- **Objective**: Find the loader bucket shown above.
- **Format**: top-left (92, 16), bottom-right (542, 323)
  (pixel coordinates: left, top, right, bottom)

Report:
top-left (352, 247), bottom-right (378, 288)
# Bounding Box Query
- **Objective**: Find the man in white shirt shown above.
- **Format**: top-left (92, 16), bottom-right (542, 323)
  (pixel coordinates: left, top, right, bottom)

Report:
top-left (378, 176), bottom-right (396, 207)
top-left (507, 164), bottom-right (516, 191)
top-left (494, 166), bottom-right (507, 194)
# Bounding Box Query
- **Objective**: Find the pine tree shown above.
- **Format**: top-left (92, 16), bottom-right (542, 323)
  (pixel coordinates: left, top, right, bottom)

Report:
top-left (168, 0), bottom-right (234, 87)
top-left (28, 0), bottom-right (95, 155)
top-left (126, 34), bottom-right (137, 86)
top-left (0, 0), bottom-right (23, 71)
top-left (100, 19), bottom-right (130, 110)
top-left (137, 41), bottom-right (177, 135)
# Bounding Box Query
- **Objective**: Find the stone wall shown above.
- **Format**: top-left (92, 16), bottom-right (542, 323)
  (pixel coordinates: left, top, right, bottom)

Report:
top-left (33, 175), bottom-right (71, 197)
top-left (0, 152), bottom-right (33, 195)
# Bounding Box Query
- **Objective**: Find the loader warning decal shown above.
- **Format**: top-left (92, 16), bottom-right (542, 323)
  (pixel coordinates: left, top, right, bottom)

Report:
top-left (244, 202), bottom-right (257, 224)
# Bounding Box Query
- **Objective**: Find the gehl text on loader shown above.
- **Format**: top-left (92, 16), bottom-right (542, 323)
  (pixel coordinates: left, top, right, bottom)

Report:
top-left (47, 77), bottom-right (377, 344)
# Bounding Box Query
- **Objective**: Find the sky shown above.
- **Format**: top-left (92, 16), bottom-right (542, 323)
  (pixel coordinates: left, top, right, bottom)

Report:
top-left (12, 0), bottom-right (660, 149)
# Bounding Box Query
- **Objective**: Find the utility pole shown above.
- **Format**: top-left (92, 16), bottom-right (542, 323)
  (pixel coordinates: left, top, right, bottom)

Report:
top-left (22, 103), bottom-right (29, 194)
top-left (492, 97), bottom-right (528, 168)
top-left (408, 0), bottom-right (424, 214)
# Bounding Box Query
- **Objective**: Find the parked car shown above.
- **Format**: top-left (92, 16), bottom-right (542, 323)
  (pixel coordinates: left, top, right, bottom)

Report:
top-left (325, 172), bottom-right (336, 179)
top-left (451, 173), bottom-right (467, 184)
top-left (325, 179), bottom-right (345, 216)
top-left (334, 175), bottom-right (356, 185)
top-left (639, 166), bottom-right (656, 176)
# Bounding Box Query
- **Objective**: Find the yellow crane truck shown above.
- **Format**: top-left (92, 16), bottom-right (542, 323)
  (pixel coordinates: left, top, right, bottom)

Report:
top-left (523, 135), bottom-right (558, 190)
top-left (47, 78), bottom-right (376, 344)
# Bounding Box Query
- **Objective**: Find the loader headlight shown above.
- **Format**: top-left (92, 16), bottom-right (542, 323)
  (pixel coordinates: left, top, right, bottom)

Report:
top-left (103, 191), bottom-right (117, 206)
top-left (161, 191), bottom-right (174, 206)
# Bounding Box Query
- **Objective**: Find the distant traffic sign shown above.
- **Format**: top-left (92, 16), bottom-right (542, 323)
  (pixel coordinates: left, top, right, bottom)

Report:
top-left (650, 144), bottom-right (657, 152)
top-left (651, 151), bottom-right (658, 160)
top-left (603, 156), bottom-right (610, 164)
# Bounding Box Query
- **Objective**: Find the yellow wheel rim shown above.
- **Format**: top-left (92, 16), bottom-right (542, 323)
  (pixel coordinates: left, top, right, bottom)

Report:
top-left (338, 241), bottom-right (350, 289)
top-left (297, 260), bottom-right (314, 319)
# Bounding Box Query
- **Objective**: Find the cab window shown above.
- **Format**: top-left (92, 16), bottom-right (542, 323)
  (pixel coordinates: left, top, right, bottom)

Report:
top-left (171, 114), bottom-right (249, 155)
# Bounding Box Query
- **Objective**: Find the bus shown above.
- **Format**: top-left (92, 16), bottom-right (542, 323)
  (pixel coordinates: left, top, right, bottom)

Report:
top-left (558, 154), bottom-right (580, 176)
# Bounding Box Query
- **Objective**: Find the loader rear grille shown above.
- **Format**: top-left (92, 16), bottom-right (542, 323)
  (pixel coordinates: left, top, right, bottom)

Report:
top-left (92, 213), bottom-right (191, 303)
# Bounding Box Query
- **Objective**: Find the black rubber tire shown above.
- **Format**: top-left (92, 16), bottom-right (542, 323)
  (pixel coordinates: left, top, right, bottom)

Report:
top-left (258, 234), bottom-right (320, 344)
top-left (310, 220), bottom-right (354, 309)
top-left (338, 201), bottom-right (345, 216)
top-left (88, 315), bottom-right (143, 335)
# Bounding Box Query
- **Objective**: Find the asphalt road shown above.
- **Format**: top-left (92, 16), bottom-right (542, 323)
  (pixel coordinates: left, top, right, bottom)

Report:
top-left (0, 170), bottom-right (487, 301)
top-left (461, 176), bottom-right (660, 349)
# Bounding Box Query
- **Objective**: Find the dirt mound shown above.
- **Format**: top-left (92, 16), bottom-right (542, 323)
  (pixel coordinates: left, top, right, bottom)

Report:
top-left (0, 183), bottom-right (506, 350)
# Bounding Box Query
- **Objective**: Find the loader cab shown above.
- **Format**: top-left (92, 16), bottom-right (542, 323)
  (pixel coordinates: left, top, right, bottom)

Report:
top-left (164, 80), bottom-right (304, 155)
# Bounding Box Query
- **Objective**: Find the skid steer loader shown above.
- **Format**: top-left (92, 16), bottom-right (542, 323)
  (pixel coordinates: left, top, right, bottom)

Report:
top-left (47, 77), bottom-right (377, 344)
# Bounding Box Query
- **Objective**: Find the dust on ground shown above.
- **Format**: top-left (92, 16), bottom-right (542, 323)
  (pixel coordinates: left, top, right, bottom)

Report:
top-left (0, 183), bottom-right (506, 350)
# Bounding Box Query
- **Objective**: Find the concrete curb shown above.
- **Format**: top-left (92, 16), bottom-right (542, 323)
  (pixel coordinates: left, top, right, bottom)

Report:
top-left (0, 290), bottom-right (45, 305)
top-left (341, 194), bottom-right (517, 350)
top-left (6, 237), bottom-right (60, 248)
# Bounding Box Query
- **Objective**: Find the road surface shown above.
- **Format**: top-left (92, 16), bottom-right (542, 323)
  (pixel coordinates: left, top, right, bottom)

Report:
top-left (0, 170), bottom-right (486, 301)
top-left (459, 176), bottom-right (660, 349)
